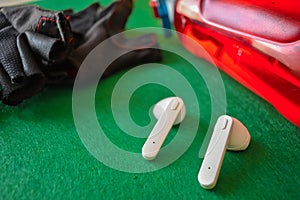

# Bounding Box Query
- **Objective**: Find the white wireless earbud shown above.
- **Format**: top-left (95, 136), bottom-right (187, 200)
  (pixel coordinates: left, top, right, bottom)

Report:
top-left (142, 97), bottom-right (186, 160)
top-left (198, 115), bottom-right (251, 189)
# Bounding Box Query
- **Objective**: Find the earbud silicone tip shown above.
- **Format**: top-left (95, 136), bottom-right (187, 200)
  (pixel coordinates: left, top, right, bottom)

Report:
top-left (153, 97), bottom-right (186, 125)
top-left (227, 117), bottom-right (251, 151)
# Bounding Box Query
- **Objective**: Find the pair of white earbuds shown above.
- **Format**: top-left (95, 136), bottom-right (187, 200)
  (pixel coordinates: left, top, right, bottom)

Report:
top-left (142, 97), bottom-right (251, 189)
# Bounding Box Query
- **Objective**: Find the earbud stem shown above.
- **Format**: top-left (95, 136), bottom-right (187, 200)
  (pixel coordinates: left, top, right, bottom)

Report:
top-left (198, 115), bottom-right (233, 189)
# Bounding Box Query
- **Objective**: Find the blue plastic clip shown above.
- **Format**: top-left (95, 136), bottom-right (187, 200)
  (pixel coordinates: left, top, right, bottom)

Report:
top-left (157, 0), bottom-right (172, 37)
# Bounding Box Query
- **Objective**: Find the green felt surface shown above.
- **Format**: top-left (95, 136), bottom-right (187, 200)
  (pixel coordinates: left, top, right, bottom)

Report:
top-left (1, 0), bottom-right (300, 199)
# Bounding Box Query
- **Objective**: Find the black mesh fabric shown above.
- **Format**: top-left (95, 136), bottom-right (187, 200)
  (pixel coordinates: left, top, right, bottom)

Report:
top-left (0, 26), bottom-right (24, 83)
top-left (0, 5), bottom-right (73, 105)
top-left (0, 0), bottom-right (162, 106)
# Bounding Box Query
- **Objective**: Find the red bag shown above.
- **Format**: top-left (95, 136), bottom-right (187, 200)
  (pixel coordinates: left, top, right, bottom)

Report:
top-left (151, 0), bottom-right (300, 127)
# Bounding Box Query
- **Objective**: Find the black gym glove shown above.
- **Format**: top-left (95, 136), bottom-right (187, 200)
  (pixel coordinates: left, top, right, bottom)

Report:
top-left (61, 0), bottom-right (162, 78)
top-left (0, 5), bottom-right (73, 105)
top-left (0, 0), bottom-right (162, 106)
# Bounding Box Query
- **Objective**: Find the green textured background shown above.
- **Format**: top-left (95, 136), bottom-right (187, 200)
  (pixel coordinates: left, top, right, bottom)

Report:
top-left (1, 0), bottom-right (300, 199)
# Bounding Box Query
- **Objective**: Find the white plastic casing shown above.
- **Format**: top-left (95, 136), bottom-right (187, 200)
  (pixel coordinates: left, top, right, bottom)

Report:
top-left (198, 115), bottom-right (250, 189)
top-left (198, 115), bottom-right (233, 189)
top-left (142, 97), bottom-right (185, 160)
